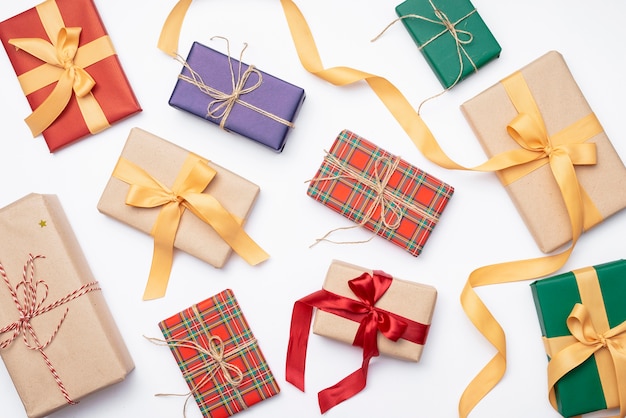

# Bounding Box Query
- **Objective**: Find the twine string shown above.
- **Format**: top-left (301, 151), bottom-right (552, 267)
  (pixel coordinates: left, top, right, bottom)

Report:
top-left (175, 36), bottom-right (295, 129)
top-left (146, 331), bottom-right (257, 418)
top-left (0, 254), bottom-right (101, 405)
top-left (308, 151), bottom-right (439, 247)
top-left (371, 0), bottom-right (478, 112)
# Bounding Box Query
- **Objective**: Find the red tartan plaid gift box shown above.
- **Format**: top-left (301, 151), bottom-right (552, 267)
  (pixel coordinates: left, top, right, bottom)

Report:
top-left (0, 0), bottom-right (141, 152)
top-left (154, 289), bottom-right (279, 418)
top-left (307, 129), bottom-right (454, 256)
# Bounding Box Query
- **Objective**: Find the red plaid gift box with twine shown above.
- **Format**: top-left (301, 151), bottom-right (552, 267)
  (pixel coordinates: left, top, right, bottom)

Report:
top-left (147, 289), bottom-right (279, 418)
top-left (307, 129), bottom-right (453, 256)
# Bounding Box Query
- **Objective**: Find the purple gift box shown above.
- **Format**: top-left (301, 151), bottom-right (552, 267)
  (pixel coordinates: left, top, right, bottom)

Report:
top-left (169, 41), bottom-right (306, 152)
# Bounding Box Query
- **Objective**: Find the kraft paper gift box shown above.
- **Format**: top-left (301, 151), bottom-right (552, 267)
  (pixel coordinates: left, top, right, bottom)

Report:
top-left (285, 259), bottom-right (436, 412)
top-left (530, 260), bottom-right (626, 417)
top-left (155, 289), bottom-right (280, 418)
top-left (461, 51), bottom-right (626, 253)
top-left (313, 259), bottom-right (437, 361)
top-left (0, 0), bottom-right (141, 152)
top-left (97, 127), bottom-right (267, 299)
top-left (0, 193), bottom-right (134, 418)
top-left (394, 0), bottom-right (501, 88)
top-left (307, 129), bottom-right (454, 256)
top-left (169, 41), bottom-right (306, 152)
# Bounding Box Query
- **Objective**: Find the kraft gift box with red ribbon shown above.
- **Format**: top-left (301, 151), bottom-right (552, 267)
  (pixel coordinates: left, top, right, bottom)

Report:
top-left (393, 0), bottom-right (501, 89)
top-left (461, 50), bottom-right (626, 253)
top-left (0, 0), bottom-right (141, 152)
top-left (152, 289), bottom-right (280, 418)
top-left (530, 260), bottom-right (626, 417)
top-left (307, 129), bottom-right (454, 256)
top-left (286, 259), bottom-right (436, 413)
top-left (169, 40), bottom-right (306, 152)
top-left (0, 193), bottom-right (134, 418)
top-left (97, 127), bottom-right (269, 300)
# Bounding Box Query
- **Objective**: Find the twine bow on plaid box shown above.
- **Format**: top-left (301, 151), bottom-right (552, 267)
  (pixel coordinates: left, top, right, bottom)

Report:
top-left (150, 289), bottom-right (279, 418)
top-left (306, 129), bottom-right (454, 256)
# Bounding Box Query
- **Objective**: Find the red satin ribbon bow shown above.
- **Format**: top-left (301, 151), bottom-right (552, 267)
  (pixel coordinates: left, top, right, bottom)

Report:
top-left (286, 270), bottom-right (430, 413)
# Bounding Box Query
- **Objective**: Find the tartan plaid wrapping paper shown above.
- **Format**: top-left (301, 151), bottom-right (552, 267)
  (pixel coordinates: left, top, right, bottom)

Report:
top-left (307, 129), bottom-right (454, 256)
top-left (158, 289), bottom-right (279, 418)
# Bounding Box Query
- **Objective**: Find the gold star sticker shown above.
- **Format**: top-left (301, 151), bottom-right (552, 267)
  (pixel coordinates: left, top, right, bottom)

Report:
top-left (39, 220), bottom-right (47, 228)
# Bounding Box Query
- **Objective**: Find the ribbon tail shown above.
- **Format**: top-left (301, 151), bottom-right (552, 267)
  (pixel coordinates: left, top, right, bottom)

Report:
top-left (185, 194), bottom-right (269, 265)
top-left (318, 367), bottom-right (367, 414)
top-left (158, 0), bottom-right (193, 56)
top-left (24, 70), bottom-right (73, 136)
top-left (142, 203), bottom-right (183, 300)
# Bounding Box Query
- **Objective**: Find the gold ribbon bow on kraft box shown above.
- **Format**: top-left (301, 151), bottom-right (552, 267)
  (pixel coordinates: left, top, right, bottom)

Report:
top-left (97, 128), bottom-right (269, 300)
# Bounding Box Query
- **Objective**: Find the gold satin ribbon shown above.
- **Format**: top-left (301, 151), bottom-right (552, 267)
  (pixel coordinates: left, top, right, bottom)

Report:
top-left (9, 0), bottom-right (114, 137)
top-left (112, 154), bottom-right (269, 300)
top-left (158, 0), bottom-right (193, 56)
top-left (541, 267), bottom-right (626, 417)
top-left (279, 2), bottom-right (605, 416)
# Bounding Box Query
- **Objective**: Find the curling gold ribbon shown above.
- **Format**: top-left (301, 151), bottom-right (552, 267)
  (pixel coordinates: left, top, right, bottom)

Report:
top-left (279, 2), bottom-right (605, 416)
top-left (541, 267), bottom-right (626, 417)
top-left (112, 154), bottom-right (269, 300)
top-left (158, 0), bottom-right (193, 56)
top-left (9, 0), bottom-right (114, 137)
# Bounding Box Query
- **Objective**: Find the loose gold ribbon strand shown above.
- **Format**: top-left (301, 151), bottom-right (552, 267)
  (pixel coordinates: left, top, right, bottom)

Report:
top-left (279, 2), bottom-right (605, 416)
top-left (158, 0), bottom-right (193, 56)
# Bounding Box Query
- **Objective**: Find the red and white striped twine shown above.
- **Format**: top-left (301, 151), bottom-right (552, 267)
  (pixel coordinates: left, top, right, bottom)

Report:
top-left (0, 254), bottom-right (101, 405)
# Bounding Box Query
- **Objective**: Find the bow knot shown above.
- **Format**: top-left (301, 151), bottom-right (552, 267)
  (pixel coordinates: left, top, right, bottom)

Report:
top-left (206, 65), bottom-right (262, 125)
top-left (53, 28), bottom-right (96, 98)
top-left (206, 336), bottom-right (244, 386)
top-left (433, 8), bottom-right (473, 45)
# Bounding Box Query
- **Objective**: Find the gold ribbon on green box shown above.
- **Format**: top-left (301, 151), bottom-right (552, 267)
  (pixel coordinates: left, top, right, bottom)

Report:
top-left (538, 265), bottom-right (626, 417)
top-left (9, 0), bottom-right (114, 136)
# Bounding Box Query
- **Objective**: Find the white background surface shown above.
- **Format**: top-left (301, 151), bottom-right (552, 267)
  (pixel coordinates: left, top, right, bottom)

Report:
top-left (1, 1), bottom-right (625, 417)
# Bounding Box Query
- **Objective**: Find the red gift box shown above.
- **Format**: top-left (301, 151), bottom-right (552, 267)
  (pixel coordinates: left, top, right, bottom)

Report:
top-left (307, 129), bottom-right (454, 256)
top-left (156, 289), bottom-right (279, 418)
top-left (0, 0), bottom-right (141, 152)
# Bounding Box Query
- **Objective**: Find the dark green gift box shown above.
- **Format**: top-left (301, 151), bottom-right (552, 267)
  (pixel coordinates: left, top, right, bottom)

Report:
top-left (395, 0), bottom-right (501, 88)
top-left (530, 260), bottom-right (626, 417)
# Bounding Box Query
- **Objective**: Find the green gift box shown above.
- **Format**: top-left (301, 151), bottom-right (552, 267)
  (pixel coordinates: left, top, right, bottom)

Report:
top-left (530, 260), bottom-right (626, 417)
top-left (395, 0), bottom-right (501, 88)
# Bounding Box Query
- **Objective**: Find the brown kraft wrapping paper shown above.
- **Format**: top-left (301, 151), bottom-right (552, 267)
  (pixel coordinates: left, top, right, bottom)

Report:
top-left (0, 193), bottom-right (134, 418)
top-left (97, 127), bottom-right (260, 269)
top-left (461, 50), bottom-right (626, 253)
top-left (312, 259), bottom-right (437, 362)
